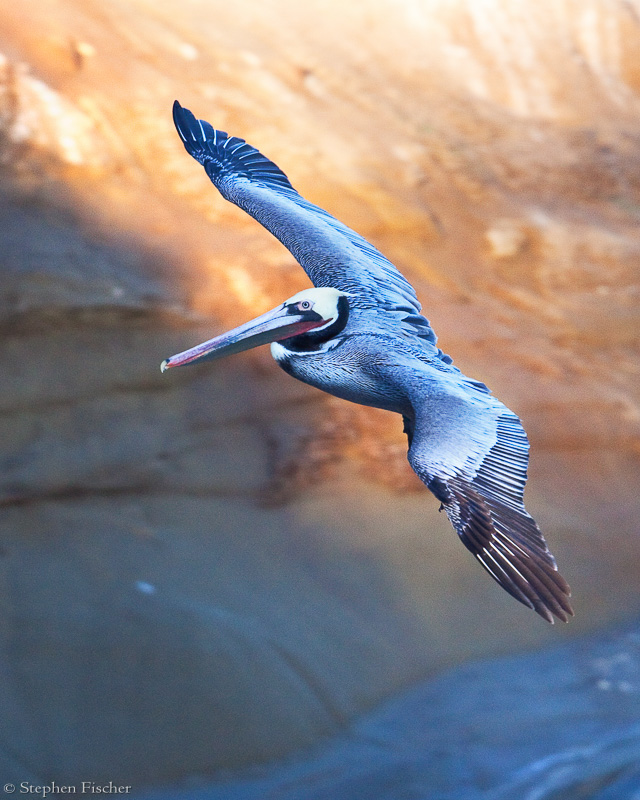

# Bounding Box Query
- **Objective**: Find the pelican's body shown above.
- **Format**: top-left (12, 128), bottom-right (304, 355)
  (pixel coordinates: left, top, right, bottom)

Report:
top-left (273, 333), bottom-right (414, 416)
top-left (163, 102), bottom-right (573, 624)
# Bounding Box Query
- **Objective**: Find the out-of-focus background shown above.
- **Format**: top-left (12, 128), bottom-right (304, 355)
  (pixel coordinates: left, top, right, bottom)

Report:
top-left (1, 0), bottom-right (640, 796)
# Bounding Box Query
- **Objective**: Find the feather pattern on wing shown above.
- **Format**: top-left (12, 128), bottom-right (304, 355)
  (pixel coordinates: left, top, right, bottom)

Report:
top-left (407, 375), bottom-right (573, 623)
top-left (172, 101), bottom-right (440, 345)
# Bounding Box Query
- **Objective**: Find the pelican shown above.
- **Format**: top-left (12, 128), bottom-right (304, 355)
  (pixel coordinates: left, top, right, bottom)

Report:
top-left (162, 101), bottom-right (573, 624)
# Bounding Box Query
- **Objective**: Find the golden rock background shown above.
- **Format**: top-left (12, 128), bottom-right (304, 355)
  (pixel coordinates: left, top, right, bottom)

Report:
top-left (0, 0), bottom-right (639, 793)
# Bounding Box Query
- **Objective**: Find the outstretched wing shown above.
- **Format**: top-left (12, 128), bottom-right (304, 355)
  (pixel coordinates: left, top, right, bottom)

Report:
top-left (172, 101), bottom-right (436, 342)
top-left (407, 377), bottom-right (573, 623)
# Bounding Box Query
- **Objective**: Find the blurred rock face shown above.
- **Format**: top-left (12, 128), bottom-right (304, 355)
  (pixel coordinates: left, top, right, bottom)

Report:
top-left (0, 0), bottom-right (639, 787)
top-left (139, 622), bottom-right (640, 800)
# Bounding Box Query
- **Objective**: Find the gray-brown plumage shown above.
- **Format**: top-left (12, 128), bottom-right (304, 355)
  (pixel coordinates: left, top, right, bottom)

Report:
top-left (162, 102), bottom-right (573, 624)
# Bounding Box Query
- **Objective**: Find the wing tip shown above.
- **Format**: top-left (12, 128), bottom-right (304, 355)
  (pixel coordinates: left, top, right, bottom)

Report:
top-left (172, 100), bottom-right (225, 157)
top-left (172, 100), bottom-right (200, 154)
top-left (534, 589), bottom-right (574, 624)
top-left (441, 476), bottom-right (574, 625)
top-left (479, 548), bottom-right (574, 624)
top-left (171, 101), bottom-right (294, 191)
top-left (172, 99), bottom-right (189, 142)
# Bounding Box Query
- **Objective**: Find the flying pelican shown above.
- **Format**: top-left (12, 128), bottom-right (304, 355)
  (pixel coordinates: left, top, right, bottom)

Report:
top-left (162, 101), bottom-right (573, 624)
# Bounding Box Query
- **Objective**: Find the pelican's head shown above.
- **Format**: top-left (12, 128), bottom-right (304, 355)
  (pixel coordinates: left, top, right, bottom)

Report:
top-left (161, 287), bottom-right (349, 372)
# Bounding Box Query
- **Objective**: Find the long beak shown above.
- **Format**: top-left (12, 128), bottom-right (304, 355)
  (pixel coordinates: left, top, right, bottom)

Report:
top-left (161, 303), bottom-right (325, 372)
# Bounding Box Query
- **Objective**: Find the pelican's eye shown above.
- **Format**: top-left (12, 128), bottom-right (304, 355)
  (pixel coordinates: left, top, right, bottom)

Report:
top-left (298, 300), bottom-right (312, 311)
